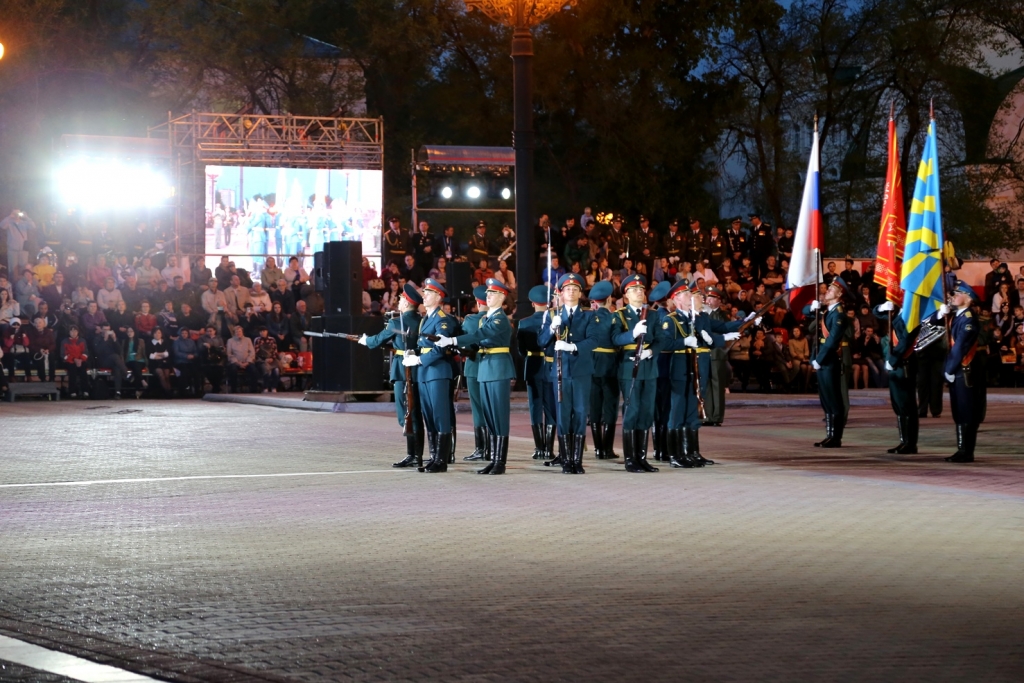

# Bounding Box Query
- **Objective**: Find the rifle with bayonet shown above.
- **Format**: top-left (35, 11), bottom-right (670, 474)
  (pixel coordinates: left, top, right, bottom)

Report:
top-left (690, 294), bottom-right (707, 422)
top-left (399, 313), bottom-right (417, 437)
top-left (622, 304), bottom-right (648, 414)
top-left (724, 288), bottom-right (793, 351)
top-left (304, 330), bottom-right (361, 341)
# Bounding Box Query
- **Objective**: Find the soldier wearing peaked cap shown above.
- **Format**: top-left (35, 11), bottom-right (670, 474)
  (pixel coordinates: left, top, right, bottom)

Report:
top-left (804, 276), bottom-right (851, 448)
top-left (702, 284), bottom-right (747, 426)
top-left (647, 279), bottom-right (673, 462)
top-left (469, 220), bottom-right (492, 264)
top-left (588, 280), bottom-right (620, 461)
top-left (436, 278), bottom-right (515, 474)
top-left (404, 278), bottom-right (461, 472)
top-left (872, 300), bottom-right (920, 454)
top-left (360, 283), bottom-right (424, 467)
top-left (459, 286), bottom-right (490, 464)
top-left (924, 281), bottom-right (986, 462)
top-left (537, 272), bottom-right (602, 474)
top-left (517, 285), bottom-right (556, 460)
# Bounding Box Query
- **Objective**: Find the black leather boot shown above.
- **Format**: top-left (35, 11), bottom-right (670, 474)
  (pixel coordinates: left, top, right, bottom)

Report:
top-left (393, 434), bottom-right (419, 467)
top-left (561, 434), bottom-right (575, 474)
top-left (887, 416), bottom-right (905, 454)
top-left (637, 429), bottom-right (658, 472)
top-left (623, 429), bottom-right (643, 472)
top-left (946, 424), bottom-right (974, 462)
top-left (591, 422), bottom-right (605, 459)
top-left (903, 414), bottom-right (919, 454)
top-left (815, 415), bottom-right (835, 447)
top-left (691, 428), bottom-right (715, 465)
top-left (685, 428), bottom-right (705, 467)
top-left (572, 433), bottom-right (585, 474)
top-left (420, 432), bottom-right (439, 472)
top-left (464, 426), bottom-right (485, 461)
top-left (652, 424), bottom-right (664, 461)
top-left (543, 425), bottom-right (557, 462)
top-left (531, 424), bottom-right (546, 459)
top-left (823, 415), bottom-right (843, 448)
top-left (478, 433), bottom-right (498, 474)
top-left (448, 430), bottom-right (457, 463)
top-left (604, 422), bottom-right (619, 459)
top-left (668, 429), bottom-right (689, 468)
top-left (490, 435), bottom-right (509, 475)
top-left (425, 432), bottom-right (450, 472)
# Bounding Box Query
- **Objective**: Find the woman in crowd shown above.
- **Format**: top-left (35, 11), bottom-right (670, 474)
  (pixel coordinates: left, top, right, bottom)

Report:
top-left (0, 288), bottom-right (20, 327)
top-left (147, 327), bottom-right (173, 396)
top-left (61, 325), bottom-right (90, 398)
top-left (380, 280), bottom-right (402, 314)
top-left (253, 326), bottom-right (280, 393)
top-left (494, 259), bottom-right (516, 295)
top-left (788, 326), bottom-right (812, 392)
top-left (122, 326), bottom-right (147, 398)
top-left (72, 283), bottom-right (95, 310)
top-left (585, 260), bottom-right (601, 289)
top-left (266, 301), bottom-right (290, 348)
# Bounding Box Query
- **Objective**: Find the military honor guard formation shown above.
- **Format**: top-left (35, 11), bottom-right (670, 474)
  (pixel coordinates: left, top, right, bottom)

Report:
top-left (355, 266), bottom-right (987, 475)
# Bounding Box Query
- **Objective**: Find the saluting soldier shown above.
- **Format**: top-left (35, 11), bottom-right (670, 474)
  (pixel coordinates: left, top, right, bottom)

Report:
top-left (631, 215), bottom-right (658, 280)
top-left (468, 220), bottom-right (492, 264)
top-left (403, 278), bottom-right (460, 472)
top-left (537, 273), bottom-right (602, 474)
top-left (517, 285), bottom-right (555, 459)
top-left (702, 285), bottom-right (751, 426)
top-left (663, 219), bottom-right (685, 266)
top-left (611, 274), bottom-right (665, 472)
top-left (460, 286), bottom-right (490, 463)
top-left (685, 217), bottom-right (710, 268)
top-left (437, 278), bottom-right (515, 474)
top-left (360, 283), bottom-right (424, 467)
top-left (931, 281), bottom-right (985, 462)
top-left (605, 215), bottom-right (628, 270)
top-left (661, 281), bottom-right (734, 467)
top-left (805, 277), bottom-right (852, 448)
top-left (648, 280), bottom-right (673, 461)
top-left (874, 300), bottom-right (920, 454)
top-left (383, 216), bottom-right (410, 268)
top-left (588, 281), bottom-right (620, 460)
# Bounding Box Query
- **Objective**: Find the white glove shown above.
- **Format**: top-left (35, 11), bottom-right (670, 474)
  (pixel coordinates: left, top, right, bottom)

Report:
top-left (754, 316), bottom-right (763, 327)
top-left (878, 301), bottom-right (894, 312)
top-left (549, 314), bottom-right (562, 332)
top-left (632, 320), bottom-right (647, 338)
top-left (402, 354), bottom-right (422, 367)
top-left (744, 311), bottom-right (758, 321)
top-left (885, 361), bottom-right (894, 371)
top-left (809, 300), bottom-right (820, 311)
top-left (554, 340), bottom-right (577, 353)
top-left (701, 330), bottom-right (712, 344)
top-left (619, 252), bottom-right (627, 260)
top-left (639, 348), bottom-right (653, 361)
top-left (944, 372), bottom-right (955, 383)
top-left (357, 334), bottom-right (368, 346)
top-left (724, 332), bottom-right (740, 341)
top-left (937, 303), bottom-right (950, 318)
top-left (434, 335), bottom-right (456, 348)
top-left (684, 336), bottom-right (698, 348)
top-left (812, 360), bottom-right (821, 370)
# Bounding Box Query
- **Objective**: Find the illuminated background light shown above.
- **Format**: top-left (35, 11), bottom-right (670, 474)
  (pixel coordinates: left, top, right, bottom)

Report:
top-left (55, 159), bottom-right (175, 211)
top-left (501, 187), bottom-right (511, 200)
top-left (441, 186), bottom-right (453, 199)
top-left (466, 186), bottom-right (481, 199)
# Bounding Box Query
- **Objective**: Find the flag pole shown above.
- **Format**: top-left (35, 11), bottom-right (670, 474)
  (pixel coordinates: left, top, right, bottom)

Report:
top-left (814, 247), bottom-right (821, 358)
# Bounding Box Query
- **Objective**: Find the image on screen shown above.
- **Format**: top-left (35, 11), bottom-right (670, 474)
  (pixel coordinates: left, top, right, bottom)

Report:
top-left (203, 165), bottom-right (382, 274)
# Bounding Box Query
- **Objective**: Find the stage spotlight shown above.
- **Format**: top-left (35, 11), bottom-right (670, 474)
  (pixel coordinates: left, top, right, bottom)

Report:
top-left (441, 186), bottom-right (453, 199)
top-left (55, 159), bottom-right (174, 211)
top-left (501, 187), bottom-right (512, 200)
top-left (466, 186), bottom-right (481, 199)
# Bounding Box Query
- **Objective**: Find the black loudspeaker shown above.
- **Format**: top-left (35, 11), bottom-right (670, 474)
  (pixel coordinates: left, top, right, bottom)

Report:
top-left (310, 315), bottom-right (388, 392)
top-left (313, 251), bottom-right (326, 292)
top-left (447, 260), bottom-right (473, 299)
top-left (322, 241), bottom-right (362, 315)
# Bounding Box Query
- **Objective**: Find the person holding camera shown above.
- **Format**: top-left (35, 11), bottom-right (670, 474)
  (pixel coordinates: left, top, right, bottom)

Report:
top-left (1, 210), bottom-right (35, 279)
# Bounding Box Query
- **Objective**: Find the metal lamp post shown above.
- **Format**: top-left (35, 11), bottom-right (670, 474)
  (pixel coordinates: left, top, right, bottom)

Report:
top-left (463, 0), bottom-right (577, 318)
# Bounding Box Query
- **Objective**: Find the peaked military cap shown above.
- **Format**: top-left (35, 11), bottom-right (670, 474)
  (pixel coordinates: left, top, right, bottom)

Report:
top-left (589, 280), bottom-right (613, 302)
top-left (955, 280), bottom-right (980, 303)
top-left (473, 285), bottom-right (488, 303)
top-left (402, 283), bottom-right (423, 306)
top-left (829, 276), bottom-right (852, 298)
top-left (649, 280), bottom-right (671, 303)
top-left (529, 284), bottom-right (549, 305)
top-left (622, 274), bottom-right (647, 291)
top-left (485, 278), bottom-right (509, 296)
top-left (422, 278), bottom-right (447, 297)
top-left (668, 280), bottom-right (691, 298)
top-left (557, 273), bottom-right (585, 290)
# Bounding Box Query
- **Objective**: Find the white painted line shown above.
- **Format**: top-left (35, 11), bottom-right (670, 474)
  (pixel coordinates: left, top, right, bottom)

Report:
top-left (0, 469), bottom-right (401, 489)
top-left (0, 634), bottom-right (160, 682)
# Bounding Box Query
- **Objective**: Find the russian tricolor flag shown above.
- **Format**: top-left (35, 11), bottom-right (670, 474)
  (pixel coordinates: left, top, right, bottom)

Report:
top-left (787, 122), bottom-right (824, 314)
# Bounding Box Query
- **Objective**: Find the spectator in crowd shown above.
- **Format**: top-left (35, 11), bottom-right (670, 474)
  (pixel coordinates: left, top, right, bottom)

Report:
top-left (473, 258), bottom-right (494, 286)
top-left (147, 327), bottom-right (173, 396)
top-left (226, 324), bottom-right (257, 392)
top-left (0, 274), bottom-right (13, 300)
top-left (134, 300), bottom-right (158, 341)
top-left (80, 301), bottom-right (108, 341)
top-left (97, 277), bottom-right (124, 311)
top-left (89, 255), bottom-right (113, 291)
top-left (788, 326), bottom-right (812, 392)
top-left (15, 268), bottom-right (42, 317)
top-left (0, 287), bottom-right (20, 326)
top-left (850, 325), bottom-right (870, 390)
top-left (250, 281), bottom-right (272, 313)
top-left (178, 302), bottom-right (205, 333)
top-left (1, 209), bottom-right (35, 277)
top-left (191, 258), bottom-right (213, 291)
top-left (494, 259), bottom-right (516, 294)
top-left (157, 300), bottom-right (179, 339)
top-left (283, 256), bottom-right (309, 295)
top-left (94, 325), bottom-right (128, 399)
top-left (265, 301), bottom-right (290, 349)
top-left (172, 327), bottom-right (199, 396)
top-left (122, 327), bottom-right (147, 398)
top-left (107, 300), bottom-right (134, 340)
top-left (840, 258), bottom-right (861, 290)
top-left (428, 256), bottom-right (447, 284)
top-left (61, 325), bottom-right (89, 398)
top-left (27, 316), bottom-right (57, 381)
top-left (61, 252), bottom-right (85, 289)
top-left (862, 326), bottom-right (887, 388)
top-left (984, 259), bottom-right (1012, 304)
top-left (270, 277), bottom-right (295, 315)
top-left (119, 274), bottom-right (143, 313)
top-left (201, 278), bottom-right (229, 328)
top-left (41, 271), bottom-right (70, 312)
top-left (215, 256), bottom-right (233, 289)
top-left (170, 275), bottom-right (196, 312)
top-left (33, 253), bottom-right (56, 287)
top-left (161, 255), bottom-right (185, 287)
top-left (2, 318), bottom-right (32, 380)
top-left (238, 303), bottom-right (263, 338)
top-left (402, 254), bottom-right (425, 285)
top-left (992, 281), bottom-right (1011, 313)
top-left (289, 300), bottom-right (309, 351)
top-left (254, 326), bottom-right (280, 393)
top-left (225, 275), bottom-right (252, 316)
top-left (261, 257), bottom-right (285, 291)
top-left (198, 325), bottom-right (226, 394)
top-left (135, 256), bottom-right (161, 291)
top-left (380, 280), bottom-right (402, 314)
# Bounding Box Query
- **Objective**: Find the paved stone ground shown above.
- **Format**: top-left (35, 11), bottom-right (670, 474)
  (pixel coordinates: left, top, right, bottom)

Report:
top-left (1, 397), bottom-right (1022, 682)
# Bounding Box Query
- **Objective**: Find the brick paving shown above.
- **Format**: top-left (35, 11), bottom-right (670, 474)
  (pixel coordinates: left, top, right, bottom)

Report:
top-left (1, 399), bottom-right (1022, 682)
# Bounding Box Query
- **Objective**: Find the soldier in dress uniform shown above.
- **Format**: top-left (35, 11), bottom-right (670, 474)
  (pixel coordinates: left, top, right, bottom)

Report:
top-left (874, 300), bottom-right (920, 454)
top-left (703, 285), bottom-right (749, 426)
top-left (748, 213), bottom-right (775, 267)
top-left (661, 281), bottom-right (735, 468)
top-left (685, 217), bottom-right (710, 268)
top-left (930, 281), bottom-right (985, 462)
top-left (383, 216), bottom-right (409, 268)
top-left (468, 221), bottom-right (492, 265)
top-left (403, 278), bottom-right (460, 472)
top-left (708, 226), bottom-right (727, 270)
top-left (663, 219), bottom-right (685, 267)
top-left (588, 281), bottom-right (620, 460)
top-left (605, 215), bottom-right (628, 270)
top-left (611, 274), bottom-right (665, 472)
top-left (805, 276), bottom-right (851, 448)
top-left (460, 286), bottom-right (490, 463)
top-left (437, 279), bottom-right (515, 474)
top-left (537, 273), bottom-right (602, 474)
top-left (726, 217), bottom-right (748, 262)
top-left (412, 221), bottom-right (437, 274)
top-left (648, 280), bottom-right (673, 461)
top-left (359, 284), bottom-right (424, 467)
top-left (517, 285), bottom-right (555, 459)
top-left (632, 215), bottom-right (658, 281)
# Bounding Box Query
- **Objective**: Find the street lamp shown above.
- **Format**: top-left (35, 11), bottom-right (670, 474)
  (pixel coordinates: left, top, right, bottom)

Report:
top-left (463, 0), bottom-right (578, 318)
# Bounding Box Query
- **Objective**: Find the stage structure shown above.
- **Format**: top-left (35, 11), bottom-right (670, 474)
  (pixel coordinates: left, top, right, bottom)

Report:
top-left (412, 146), bottom-right (515, 227)
top-left (148, 111), bottom-right (385, 267)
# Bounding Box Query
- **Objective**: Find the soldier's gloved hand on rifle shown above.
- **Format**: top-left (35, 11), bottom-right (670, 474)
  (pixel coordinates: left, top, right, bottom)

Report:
top-left (357, 334), bottom-right (368, 346)
top-left (434, 335), bottom-right (456, 348)
top-left (885, 360), bottom-right (894, 371)
top-left (754, 316), bottom-right (763, 326)
top-left (944, 372), bottom-right (955, 383)
top-left (554, 340), bottom-right (577, 353)
top-left (811, 360), bottom-right (821, 370)
top-left (632, 320), bottom-right (647, 338)
top-left (639, 348), bottom-right (653, 361)
top-left (619, 252), bottom-right (627, 260)
top-left (809, 300), bottom-right (820, 311)
top-left (744, 310), bottom-right (758, 321)
top-left (402, 354), bottom-right (422, 367)
top-left (724, 332), bottom-right (741, 341)
top-left (701, 330), bottom-right (713, 344)
top-left (937, 303), bottom-right (950, 318)
top-left (878, 301), bottom-right (894, 312)
top-left (684, 336), bottom-right (698, 348)
top-left (549, 314), bottom-right (562, 332)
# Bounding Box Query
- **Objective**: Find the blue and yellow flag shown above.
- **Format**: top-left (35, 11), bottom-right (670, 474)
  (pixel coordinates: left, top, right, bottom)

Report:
top-left (900, 120), bottom-right (945, 331)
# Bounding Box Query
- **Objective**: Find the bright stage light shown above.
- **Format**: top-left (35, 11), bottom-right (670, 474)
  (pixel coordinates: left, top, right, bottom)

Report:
top-left (55, 159), bottom-right (174, 210)
top-left (466, 186), bottom-right (481, 199)
top-left (501, 187), bottom-right (512, 200)
top-left (441, 186), bottom-right (454, 199)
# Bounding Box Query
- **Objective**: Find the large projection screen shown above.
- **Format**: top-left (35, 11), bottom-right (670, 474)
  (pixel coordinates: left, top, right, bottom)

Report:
top-left (204, 165), bottom-right (382, 275)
